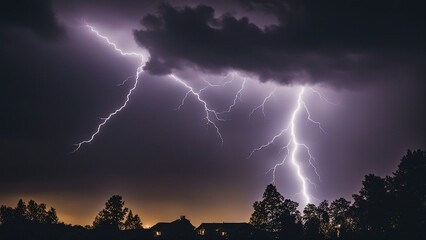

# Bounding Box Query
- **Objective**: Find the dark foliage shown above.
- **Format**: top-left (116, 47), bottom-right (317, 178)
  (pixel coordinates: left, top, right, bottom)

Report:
top-left (0, 199), bottom-right (58, 226)
top-left (93, 195), bottom-right (129, 230)
top-left (124, 210), bottom-right (143, 230)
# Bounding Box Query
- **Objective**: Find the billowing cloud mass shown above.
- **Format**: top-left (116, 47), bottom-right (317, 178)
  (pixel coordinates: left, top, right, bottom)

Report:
top-left (0, 0), bottom-right (65, 40)
top-left (134, 0), bottom-right (424, 87)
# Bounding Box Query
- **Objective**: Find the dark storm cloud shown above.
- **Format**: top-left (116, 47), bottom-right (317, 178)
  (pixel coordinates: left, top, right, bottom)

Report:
top-left (0, 0), bottom-right (65, 40)
top-left (134, 0), bottom-right (424, 87)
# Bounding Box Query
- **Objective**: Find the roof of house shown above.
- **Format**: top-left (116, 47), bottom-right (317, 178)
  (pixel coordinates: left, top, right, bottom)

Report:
top-left (151, 216), bottom-right (195, 232)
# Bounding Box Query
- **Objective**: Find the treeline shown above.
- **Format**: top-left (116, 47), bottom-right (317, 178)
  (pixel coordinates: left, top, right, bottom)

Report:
top-left (0, 149), bottom-right (425, 240)
top-left (250, 149), bottom-right (426, 240)
top-left (0, 199), bottom-right (58, 225)
top-left (0, 195), bottom-right (147, 240)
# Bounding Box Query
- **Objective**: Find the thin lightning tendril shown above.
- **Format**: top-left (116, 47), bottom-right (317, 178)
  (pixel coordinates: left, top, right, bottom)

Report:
top-left (199, 73), bottom-right (235, 95)
top-left (116, 76), bottom-right (134, 86)
top-left (218, 78), bottom-right (246, 114)
top-left (249, 88), bottom-right (276, 118)
top-left (309, 87), bottom-right (338, 106)
top-left (170, 74), bottom-right (224, 144)
top-left (171, 72), bottom-right (249, 144)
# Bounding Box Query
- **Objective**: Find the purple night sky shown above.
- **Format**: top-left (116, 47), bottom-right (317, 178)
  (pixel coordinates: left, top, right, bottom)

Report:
top-left (0, 0), bottom-right (424, 226)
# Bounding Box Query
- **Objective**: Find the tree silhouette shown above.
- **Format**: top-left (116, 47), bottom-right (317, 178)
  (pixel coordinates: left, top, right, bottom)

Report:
top-left (93, 195), bottom-right (129, 230)
top-left (250, 184), bottom-right (303, 239)
top-left (0, 205), bottom-right (14, 225)
top-left (352, 174), bottom-right (391, 237)
top-left (27, 200), bottom-right (50, 223)
top-left (14, 199), bottom-right (28, 223)
top-left (123, 210), bottom-right (142, 230)
top-left (250, 184), bottom-right (284, 233)
top-left (303, 204), bottom-right (321, 240)
top-left (389, 149), bottom-right (426, 239)
top-left (329, 197), bottom-right (352, 238)
top-left (278, 199), bottom-right (302, 240)
top-left (296, 201), bottom-right (331, 239)
top-left (317, 200), bottom-right (331, 238)
top-left (45, 207), bottom-right (58, 224)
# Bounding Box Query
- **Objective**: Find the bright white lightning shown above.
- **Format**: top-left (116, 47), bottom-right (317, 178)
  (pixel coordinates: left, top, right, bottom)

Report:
top-left (288, 87), bottom-right (311, 204)
top-left (73, 24), bottom-right (147, 152)
top-left (84, 24), bottom-right (143, 58)
top-left (249, 86), bottom-right (326, 205)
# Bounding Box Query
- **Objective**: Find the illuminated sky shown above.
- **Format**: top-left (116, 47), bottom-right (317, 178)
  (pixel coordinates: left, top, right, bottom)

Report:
top-left (0, 0), bottom-right (425, 227)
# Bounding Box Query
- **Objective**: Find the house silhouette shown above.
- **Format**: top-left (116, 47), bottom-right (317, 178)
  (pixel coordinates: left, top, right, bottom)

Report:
top-left (148, 216), bottom-right (258, 240)
top-left (150, 216), bottom-right (196, 240)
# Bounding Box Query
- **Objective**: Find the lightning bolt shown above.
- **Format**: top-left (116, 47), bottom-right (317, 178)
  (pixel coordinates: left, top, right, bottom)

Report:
top-left (249, 86), bottom-right (326, 205)
top-left (73, 24), bottom-right (147, 152)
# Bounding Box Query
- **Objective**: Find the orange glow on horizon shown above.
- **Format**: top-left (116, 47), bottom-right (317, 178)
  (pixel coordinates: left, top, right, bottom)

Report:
top-left (0, 195), bottom-right (253, 227)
